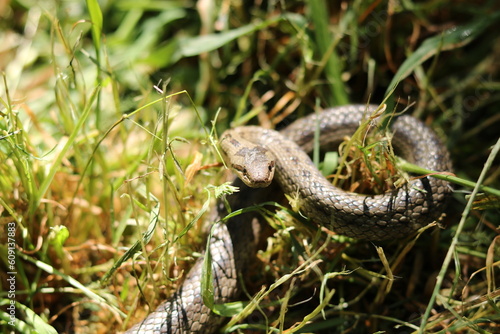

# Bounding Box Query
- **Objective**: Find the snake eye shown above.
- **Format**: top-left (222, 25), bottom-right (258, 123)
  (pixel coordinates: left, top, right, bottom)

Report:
top-left (233, 164), bottom-right (246, 174)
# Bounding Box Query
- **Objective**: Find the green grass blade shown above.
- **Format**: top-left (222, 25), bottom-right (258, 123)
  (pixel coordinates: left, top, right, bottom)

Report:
top-left (201, 224), bottom-right (215, 310)
top-left (31, 86), bottom-right (101, 217)
top-left (0, 300), bottom-right (57, 334)
top-left (177, 16), bottom-right (282, 59)
top-left (308, 0), bottom-right (348, 105)
top-left (18, 251), bottom-right (126, 318)
top-left (152, 14), bottom-right (297, 67)
top-left (386, 12), bottom-right (500, 99)
top-left (418, 136), bottom-right (500, 333)
top-left (102, 188), bottom-right (160, 284)
top-left (86, 0), bottom-right (103, 54)
top-left (399, 159), bottom-right (500, 198)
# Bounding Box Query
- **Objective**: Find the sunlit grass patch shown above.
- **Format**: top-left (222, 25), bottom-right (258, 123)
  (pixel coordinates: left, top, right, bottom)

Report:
top-left (1, 1), bottom-right (499, 333)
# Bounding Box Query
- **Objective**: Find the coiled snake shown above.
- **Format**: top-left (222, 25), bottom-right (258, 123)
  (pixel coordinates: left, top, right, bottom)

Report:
top-left (125, 104), bottom-right (452, 333)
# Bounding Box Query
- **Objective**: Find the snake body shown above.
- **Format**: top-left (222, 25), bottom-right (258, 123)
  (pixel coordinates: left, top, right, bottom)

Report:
top-left (125, 105), bottom-right (452, 333)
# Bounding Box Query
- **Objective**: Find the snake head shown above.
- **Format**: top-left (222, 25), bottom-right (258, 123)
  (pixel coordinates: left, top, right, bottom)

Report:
top-left (231, 146), bottom-right (275, 188)
top-left (220, 129), bottom-right (276, 188)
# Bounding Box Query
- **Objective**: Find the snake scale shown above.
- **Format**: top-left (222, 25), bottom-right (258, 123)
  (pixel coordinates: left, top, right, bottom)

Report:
top-left (125, 104), bottom-right (452, 333)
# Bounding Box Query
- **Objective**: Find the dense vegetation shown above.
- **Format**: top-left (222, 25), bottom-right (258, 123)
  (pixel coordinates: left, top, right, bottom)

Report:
top-left (1, 1), bottom-right (499, 333)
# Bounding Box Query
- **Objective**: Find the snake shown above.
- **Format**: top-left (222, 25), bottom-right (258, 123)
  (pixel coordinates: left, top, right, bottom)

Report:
top-left (124, 104), bottom-right (452, 333)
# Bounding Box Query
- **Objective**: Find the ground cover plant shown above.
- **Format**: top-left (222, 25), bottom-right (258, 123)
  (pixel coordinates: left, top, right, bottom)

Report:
top-left (0, 0), bottom-right (499, 333)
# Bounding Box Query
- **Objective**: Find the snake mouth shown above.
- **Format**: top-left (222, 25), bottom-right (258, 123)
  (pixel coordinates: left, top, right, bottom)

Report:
top-left (232, 163), bottom-right (274, 188)
top-left (241, 177), bottom-right (272, 188)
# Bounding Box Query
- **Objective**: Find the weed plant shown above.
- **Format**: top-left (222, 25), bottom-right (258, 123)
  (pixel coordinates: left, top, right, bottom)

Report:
top-left (0, 1), bottom-right (499, 333)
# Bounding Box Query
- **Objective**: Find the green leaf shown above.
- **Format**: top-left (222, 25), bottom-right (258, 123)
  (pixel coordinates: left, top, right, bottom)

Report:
top-left (101, 197), bottom-right (160, 284)
top-left (179, 16), bottom-right (281, 58)
top-left (172, 189), bottom-right (212, 243)
top-left (117, 9), bottom-right (186, 64)
top-left (212, 300), bottom-right (247, 317)
top-left (398, 159), bottom-right (500, 198)
top-left (320, 151), bottom-right (339, 177)
top-left (308, 0), bottom-right (348, 105)
top-left (386, 12), bottom-right (500, 97)
top-left (86, 0), bottom-right (103, 53)
top-left (18, 253), bottom-right (125, 318)
top-left (48, 225), bottom-right (69, 259)
top-left (153, 15), bottom-right (288, 67)
top-left (201, 224), bottom-right (215, 310)
top-left (32, 86), bottom-right (101, 217)
top-left (208, 182), bottom-right (239, 199)
top-left (0, 300), bottom-right (58, 334)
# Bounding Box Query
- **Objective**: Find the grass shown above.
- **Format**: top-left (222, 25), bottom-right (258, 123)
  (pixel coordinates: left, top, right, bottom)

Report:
top-left (1, 0), bottom-right (499, 333)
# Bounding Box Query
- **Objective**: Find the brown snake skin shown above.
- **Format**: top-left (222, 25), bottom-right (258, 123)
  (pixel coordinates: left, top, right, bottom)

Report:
top-left (125, 104), bottom-right (453, 333)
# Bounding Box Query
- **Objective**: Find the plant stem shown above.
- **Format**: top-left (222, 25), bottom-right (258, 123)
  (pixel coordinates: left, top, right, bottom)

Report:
top-left (417, 136), bottom-right (500, 332)
top-left (398, 159), bottom-right (500, 198)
